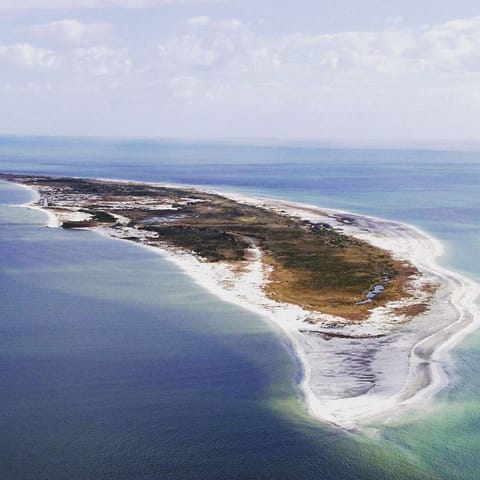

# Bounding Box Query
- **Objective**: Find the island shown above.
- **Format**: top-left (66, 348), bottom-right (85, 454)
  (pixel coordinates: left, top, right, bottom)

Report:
top-left (1, 174), bottom-right (422, 320)
top-left (2, 173), bottom-right (475, 429)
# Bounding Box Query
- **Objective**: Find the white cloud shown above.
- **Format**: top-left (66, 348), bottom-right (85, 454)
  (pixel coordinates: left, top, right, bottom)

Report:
top-left (186, 15), bottom-right (212, 28)
top-left (144, 14), bottom-right (480, 141)
top-left (30, 19), bottom-right (114, 46)
top-left (269, 17), bottom-right (480, 74)
top-left (0, 0), bottom-right (230, 13)
top-left (1, 14), bottom-right (480, 141)
top-left (70, 45), bottom-right (132, 75)
top-left (160, 15), bottom-right (480, 75)
top-left (0, 41), bottom-right (131, 78)
top-left (0, 43), bottom-right (58, 67)
top-left (420, 17), bottom-right (480, 72)
top-left (186, 15), bottom-right (243, 30)
top-left (157, 26), bottom-right (253, 70)
top-left (158, 17), bottom-right (252, 71)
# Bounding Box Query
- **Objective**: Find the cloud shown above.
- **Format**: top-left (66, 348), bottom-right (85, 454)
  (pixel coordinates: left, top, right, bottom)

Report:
top-left (4, 15), bottom-right (480, 84)
top-left (69, 45), bottom-right (132, 75)
top-left (145, 13), bottom-right (480, 142)
top-left (420, 17), bottom-right (480, 72)
top-left (186, 15), bottom-right (243, 30)
top-left (0, 0), bottom-right (230, 13)
top-left (1, 14), bottom-right (480, 141)
top-left (158, 17), bottom-right (251, 71)
top-left (0, 41), bottom-right (131, 78)
top-left (0, 43), bottom-right (58, 67)
top-left (186, 15), bottom-right (212, 28)
top-left (159, 15), bottom-right (480, 75)
top-left (269, 16), bottom-right (480, 74)
top-left (30, 19), bottom-right (114, 46)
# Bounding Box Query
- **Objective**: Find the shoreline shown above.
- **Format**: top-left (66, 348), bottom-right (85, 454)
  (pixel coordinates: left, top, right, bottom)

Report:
top-left (221, 192), bottom-right (480, 427)
top-left (14, 182), bottom-right (61, 228)
top-left (5, 177), bottom-right (479, 430)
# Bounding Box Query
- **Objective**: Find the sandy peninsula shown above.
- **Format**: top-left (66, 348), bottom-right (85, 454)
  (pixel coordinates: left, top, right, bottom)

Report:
top-left (3, 174), bottom-right (479, 429)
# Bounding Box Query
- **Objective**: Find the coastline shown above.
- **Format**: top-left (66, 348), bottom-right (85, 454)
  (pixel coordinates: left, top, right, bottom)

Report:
top-left (7, 178), bottom-right (480, 430)
top-left (208, 191), bottom-right (480, 427)
top-left (14, 182), bottom-right (61, 228)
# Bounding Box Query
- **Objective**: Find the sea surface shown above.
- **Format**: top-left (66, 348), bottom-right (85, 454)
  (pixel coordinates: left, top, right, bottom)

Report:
top-left (0, 136), bottom-right (479, 479)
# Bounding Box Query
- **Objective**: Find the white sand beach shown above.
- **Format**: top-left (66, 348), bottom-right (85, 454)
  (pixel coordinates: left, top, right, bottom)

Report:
top-left (14, 179), bottom-right (480, 430)
top-left (16, 184), bottom-right (61, 228)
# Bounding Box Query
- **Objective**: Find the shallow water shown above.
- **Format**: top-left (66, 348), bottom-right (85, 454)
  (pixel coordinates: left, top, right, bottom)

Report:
top-left (1, 137), bottom-right (479, 479)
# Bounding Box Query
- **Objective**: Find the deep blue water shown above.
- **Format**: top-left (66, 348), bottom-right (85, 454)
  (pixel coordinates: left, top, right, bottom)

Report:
top-left (0, 136), bottom-right (479, 479)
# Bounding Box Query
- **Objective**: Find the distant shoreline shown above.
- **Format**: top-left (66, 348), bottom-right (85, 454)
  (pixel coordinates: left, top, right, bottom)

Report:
top-left (3, 175), bottom-right (479, 429)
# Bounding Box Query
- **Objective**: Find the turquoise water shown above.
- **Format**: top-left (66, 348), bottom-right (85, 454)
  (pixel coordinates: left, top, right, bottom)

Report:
top-left (0, 136), bottom-right (479, 479)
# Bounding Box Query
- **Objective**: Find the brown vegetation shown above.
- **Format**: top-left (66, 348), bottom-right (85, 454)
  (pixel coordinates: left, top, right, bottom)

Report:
top-left (392, 303), bottom-right (429, 318)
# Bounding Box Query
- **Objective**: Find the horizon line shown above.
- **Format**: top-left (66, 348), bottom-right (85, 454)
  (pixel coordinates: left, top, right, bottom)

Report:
top-left (1, 133), bottom-right (480, 153)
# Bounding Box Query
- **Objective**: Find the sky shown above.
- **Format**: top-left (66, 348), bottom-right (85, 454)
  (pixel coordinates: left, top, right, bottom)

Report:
top-left (0, 0), bottom-right (479, 146)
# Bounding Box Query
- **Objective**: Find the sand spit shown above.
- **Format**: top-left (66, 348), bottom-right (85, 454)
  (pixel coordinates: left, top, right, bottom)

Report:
top-left (10, 179), bottom-right (480, 430)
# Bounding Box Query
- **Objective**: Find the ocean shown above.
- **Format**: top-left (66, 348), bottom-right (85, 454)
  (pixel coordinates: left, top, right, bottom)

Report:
top-left (0, 136), bottom-right (479, 479)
